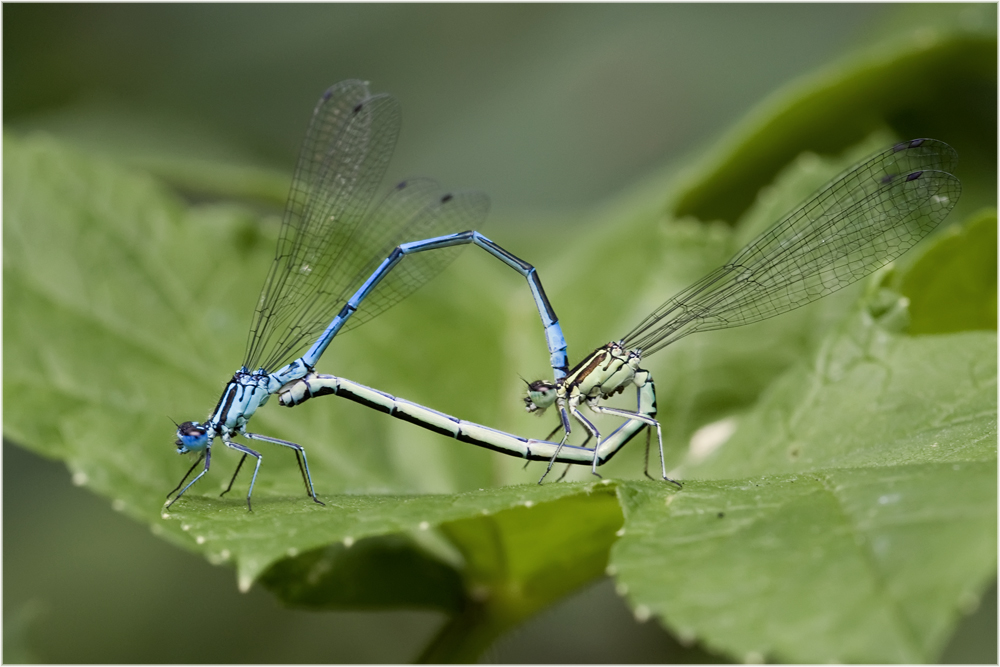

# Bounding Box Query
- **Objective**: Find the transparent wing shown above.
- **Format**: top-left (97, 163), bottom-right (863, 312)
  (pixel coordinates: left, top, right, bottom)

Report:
top-left (244, 82), bottom-right (491, 372)
top-left (624, 139), bottom-right (961, 356)
top-left (339, 181), bottom-right (490, 333)
top-left (257, 180), bottom-right (489, 370)
top-left (244, 81), bottom-right (401, 371)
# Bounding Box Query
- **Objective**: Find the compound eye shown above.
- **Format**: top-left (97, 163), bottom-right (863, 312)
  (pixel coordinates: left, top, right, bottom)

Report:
top-left (525, 380), bottom-right (558, 411)
top-left (175, 421), bottom-right (209, 453)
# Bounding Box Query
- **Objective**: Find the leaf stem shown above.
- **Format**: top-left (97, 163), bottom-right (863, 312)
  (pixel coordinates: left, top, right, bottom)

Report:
top-left (416, 599), bottom-right (507, 664)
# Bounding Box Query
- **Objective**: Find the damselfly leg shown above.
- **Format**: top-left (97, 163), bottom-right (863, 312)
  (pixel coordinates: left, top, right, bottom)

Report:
top-left (165, 449), bottom-right (211, 510)
top-left (244, 432), bottom-right (324, 506)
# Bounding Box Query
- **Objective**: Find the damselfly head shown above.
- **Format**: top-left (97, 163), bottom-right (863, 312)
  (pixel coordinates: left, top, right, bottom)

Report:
top-left (175, 421), bottom-right (209, 453)
top-left (524, 380), bottom-right (557, 413)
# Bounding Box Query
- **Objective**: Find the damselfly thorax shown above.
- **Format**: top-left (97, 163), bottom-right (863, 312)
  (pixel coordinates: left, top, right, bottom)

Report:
top-left (521, 341), bottom-right (669, 484)
top-left (527, 341), bottom-right (641, 409)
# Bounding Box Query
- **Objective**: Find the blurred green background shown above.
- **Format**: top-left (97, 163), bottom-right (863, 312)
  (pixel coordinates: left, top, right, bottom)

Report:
top-left (4, 4), bottom-right (995, 662)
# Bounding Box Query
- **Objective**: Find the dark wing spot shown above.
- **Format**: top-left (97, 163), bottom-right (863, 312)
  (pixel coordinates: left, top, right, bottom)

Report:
top-left (894, 138), bottom-right (925, 153)
top-left (906, 171), bottom-right (923, 181)
top-left (441, 194), bottom-right (453, 203)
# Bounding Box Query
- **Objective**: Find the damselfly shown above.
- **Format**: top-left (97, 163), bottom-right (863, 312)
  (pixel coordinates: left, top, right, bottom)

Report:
top-left (279, 139), bottom-right (960, 482)
top-left (168, 81), bottom-right (569, 510)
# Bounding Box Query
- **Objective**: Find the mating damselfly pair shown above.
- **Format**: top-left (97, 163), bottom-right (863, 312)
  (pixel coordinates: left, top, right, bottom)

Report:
top-left (168, 80), bottom-right (960, 511)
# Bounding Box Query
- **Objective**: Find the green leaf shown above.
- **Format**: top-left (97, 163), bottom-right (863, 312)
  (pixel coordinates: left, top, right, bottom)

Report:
top-left (158, 480), bottom-right (616, 590)
top-left (5, 19), bottom-right (996, 663)
top-left (607, 258), bottom-right (996, 662)
top-left (681, 329), bottom-right (996, 479)
top-left (612, 462), bottom-right (995, 663)
top-left (259, 533), bottom-right (467, 613)
top-left (536, 23), bottom-right (997, 664)
top-left (2, 131), bottom-right (624, 656)
top-left (898, 208), bottom-right (997, 334)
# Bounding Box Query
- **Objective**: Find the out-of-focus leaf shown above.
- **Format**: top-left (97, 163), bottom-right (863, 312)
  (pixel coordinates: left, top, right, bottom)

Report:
top-left (898, 208), bottom-right (997, 334)
top-left (421, 488), bottom-right (623, 662)
top-left (670, 28), bottom-right (996, 225)
top-left (259, 534), bottom-right (466, 613)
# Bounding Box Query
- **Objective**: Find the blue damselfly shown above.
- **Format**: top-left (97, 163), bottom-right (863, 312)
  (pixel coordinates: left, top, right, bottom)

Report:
top-left (168, 81), bottom-right (569, 510)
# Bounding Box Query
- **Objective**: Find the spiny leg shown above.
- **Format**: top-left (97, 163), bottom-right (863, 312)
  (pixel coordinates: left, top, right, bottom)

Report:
top-left (539, 418), bottom-right (598, 483)
top-left (220, 453), bottom-right (248, 497)
top-left (587, 402), bottom-right (680, 488)
top-left (294, 451), bottom-right (309, 494)
top-left (166, 449), bottom-right (212, 509)
top-left (523, 419), bottom-right (567, 471)
top-left (167, 453), bottom-right (205, 499)
top-left (245, 432), bottom-right (325, 506)
top-left (538, 404), bottom-right (575, 484)
top-left (538, 431), bottom-right (570, 484)
top-left (223, 440), bottom-right (262, 511)
top-left (545, 421), bottom-right (565, 441)
top-left (642, 426), bottom-right (655, 481)
top-left (570, 407), bottom-right (604, 478)
top-left (552, 427), bottom-right (594, 481)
